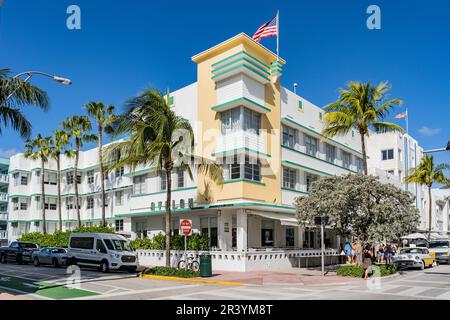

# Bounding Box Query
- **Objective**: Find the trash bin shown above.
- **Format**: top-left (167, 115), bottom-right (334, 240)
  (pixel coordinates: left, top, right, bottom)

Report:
top-left (199, 254), bottom-right (212, 277)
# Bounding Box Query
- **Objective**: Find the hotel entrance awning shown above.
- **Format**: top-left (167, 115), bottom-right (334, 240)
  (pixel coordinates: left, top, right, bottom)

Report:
top-left (250, 210), bottom-right (299, 227)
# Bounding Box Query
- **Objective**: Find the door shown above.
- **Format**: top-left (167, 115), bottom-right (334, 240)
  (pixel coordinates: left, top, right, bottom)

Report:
top-left (95, 239), bottom-right (108, 265)
top-left (261, 229), bottom-right (274, 247)
top-left (7, 242), bottom-right (19, 260)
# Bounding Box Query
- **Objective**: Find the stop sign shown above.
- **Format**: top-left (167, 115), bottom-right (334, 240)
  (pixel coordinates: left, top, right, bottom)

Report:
top-left (179, 219), bottom-right (193, 236)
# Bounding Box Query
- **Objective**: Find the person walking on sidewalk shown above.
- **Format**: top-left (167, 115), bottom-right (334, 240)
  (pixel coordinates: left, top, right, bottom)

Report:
top-left (377, 244), bottom-right (385, 264)
top-left (363, 246), bottom-right (373, 280)
top-left (344, 242), bottom-right (353, 264)
top-left (384, 243), bottom-right (393, 265)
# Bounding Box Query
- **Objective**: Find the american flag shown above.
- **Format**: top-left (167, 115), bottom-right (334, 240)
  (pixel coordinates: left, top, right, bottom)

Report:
top-left (394, 111), bottom-right (408, 119)
top-left (252, 13), bottom-right (278, 42)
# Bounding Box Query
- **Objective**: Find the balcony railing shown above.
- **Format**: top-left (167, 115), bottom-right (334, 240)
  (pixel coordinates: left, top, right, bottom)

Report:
top-left (215, 131), bottom-right (267, 157)
top-left (0, 174), bottom-right (8, 184)
top-left (0, 193), bottom-right (7, 202)
top-left (0, 212), bottom-right (7, 221)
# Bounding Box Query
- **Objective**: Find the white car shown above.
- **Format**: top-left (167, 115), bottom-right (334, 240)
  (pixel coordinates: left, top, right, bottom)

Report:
top-left (67, 233), bottom-right (139, 273)
top-left (394, 247), bottom-right (435, 270)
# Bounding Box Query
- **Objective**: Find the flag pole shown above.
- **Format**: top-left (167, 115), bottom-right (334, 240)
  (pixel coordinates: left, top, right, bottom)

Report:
top-left (406, 108), bottom-right (409, 136)
top-left (276, 10), bottom-right (280, 61)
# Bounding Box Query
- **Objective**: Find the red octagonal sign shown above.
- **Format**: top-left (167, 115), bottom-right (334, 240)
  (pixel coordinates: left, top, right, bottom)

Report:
top-left (179, 219), bottom-right (193, 236)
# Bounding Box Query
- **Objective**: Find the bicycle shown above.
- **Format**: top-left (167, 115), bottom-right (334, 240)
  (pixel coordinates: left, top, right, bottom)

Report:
top-left (178, 255), bottom-right (200, 272)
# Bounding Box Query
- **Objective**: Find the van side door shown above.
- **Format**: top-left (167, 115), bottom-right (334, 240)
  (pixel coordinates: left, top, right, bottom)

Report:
top-left (95, 239), bottom-right (108, 264)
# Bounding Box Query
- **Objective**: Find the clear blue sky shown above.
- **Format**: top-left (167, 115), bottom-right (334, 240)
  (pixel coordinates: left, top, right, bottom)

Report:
top-left (0, 0), bottom-right (449, 167)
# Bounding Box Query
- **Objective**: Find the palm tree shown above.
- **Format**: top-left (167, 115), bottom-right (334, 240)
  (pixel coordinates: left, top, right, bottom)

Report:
top-left (0, 68), bottom-right (49, 139)
top-left (61, 116), bottom-right (98, 227)
top-left (106, 88), bottom-right (223, 267)
top-left (50, 130), bottom-right (75, 231)
top-left (24, 134), bottom-right (53, 234)
top-left (323, 81), bottom-right (404, 175)
top-left (85, 102), bottom-right (117, 227)
top-left (405, 155), bottom-right (449, 240)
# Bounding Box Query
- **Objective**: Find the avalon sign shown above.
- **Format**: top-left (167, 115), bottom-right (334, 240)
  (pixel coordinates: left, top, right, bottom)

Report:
top-left (179, 219), bottom-right (193, 236)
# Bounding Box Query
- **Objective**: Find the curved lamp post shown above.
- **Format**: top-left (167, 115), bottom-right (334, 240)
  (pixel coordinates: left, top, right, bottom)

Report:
top-left (424, 141), bottom-right (450, 154)
top-left (5, 70), bottom-right (72, 102)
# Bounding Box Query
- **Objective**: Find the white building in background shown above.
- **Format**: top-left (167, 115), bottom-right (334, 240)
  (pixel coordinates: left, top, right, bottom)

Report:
top-left (4, 33), bottom-right (447, 269)
top-left (425, 189), bottom-right (450, 236)
top-left (0, 157), bottom-right (9, 246)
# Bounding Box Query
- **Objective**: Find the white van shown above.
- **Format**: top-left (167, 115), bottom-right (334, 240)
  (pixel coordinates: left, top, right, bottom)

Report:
top-left (67, 233), bottom-right (138, 273)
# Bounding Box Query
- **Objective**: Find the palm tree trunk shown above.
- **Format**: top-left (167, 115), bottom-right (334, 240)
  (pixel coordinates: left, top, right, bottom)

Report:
top-left (164, 165), bottom-right (173, 267)
top-left (57, 153), bottom-right (62, 231)
top-left (359, 129), bottom-right (368, 175)
top-left (74, 139), bottom-right (81, 228)
top-left (98, 125), bottom-right (106, 227)
top-left (41, 157), bottom-right (47, 234)
top-left (428, 185), bottom-right (432, 241)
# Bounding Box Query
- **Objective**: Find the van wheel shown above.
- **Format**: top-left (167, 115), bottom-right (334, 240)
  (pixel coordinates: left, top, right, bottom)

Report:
top-left (52, 258), bottom-right (59, 268)
top-left (1, 254), bottom-right (6, 264)
top-left (100, 260), bottom-right (109, 273)
top-left (69, 258), bottom-right (77, 266)
top-left (33, 257), bottom-right (40, 267)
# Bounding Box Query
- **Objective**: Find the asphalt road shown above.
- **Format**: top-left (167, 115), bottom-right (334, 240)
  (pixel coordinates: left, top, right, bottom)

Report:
top-left (0, 262), bottom-right (449, 300)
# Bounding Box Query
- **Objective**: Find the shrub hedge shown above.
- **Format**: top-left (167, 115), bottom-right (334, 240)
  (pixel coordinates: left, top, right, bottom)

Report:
top-left (336, 264), bottom-right (398, 277)
top-left (130, 233), bottom-right (209, 251)
top-left (143, 266), bottom-right (200, 278)
top-left (17, 226), bottom-right (115, 247)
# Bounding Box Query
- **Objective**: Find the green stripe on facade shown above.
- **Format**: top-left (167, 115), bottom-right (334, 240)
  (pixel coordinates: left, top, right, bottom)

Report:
top-left (281, 187), bottom-right (309, 195)
top-left (211, 97), bottom-right (271, 112)
top-left (223, 179), bottom-right (266, 186)
top-left (212, 51), bottom-right (270, 69)
top-left (212, 57), bottom-right (270, 75)
top-left (281, 160), bottom-right (333, 177)
top-left (212, 64), bottom-right (270, 81)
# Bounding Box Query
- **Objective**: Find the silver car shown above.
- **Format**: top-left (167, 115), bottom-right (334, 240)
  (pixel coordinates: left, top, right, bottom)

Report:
top-left (32, 247), bottom-right (68, 268)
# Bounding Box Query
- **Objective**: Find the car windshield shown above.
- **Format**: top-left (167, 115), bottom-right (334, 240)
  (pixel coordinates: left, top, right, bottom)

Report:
top-left (21, 243), bottom-right (38, 249)
top-left (429, 241), bottom-right (449, 249)
top-left (103, 239), bottom-right (133, 252)
top-left (400, 248), bottom-right (424, 254)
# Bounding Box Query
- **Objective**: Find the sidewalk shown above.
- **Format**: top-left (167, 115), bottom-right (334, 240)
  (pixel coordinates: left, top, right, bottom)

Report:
top-left (202, 267), bottom-right (362, 286)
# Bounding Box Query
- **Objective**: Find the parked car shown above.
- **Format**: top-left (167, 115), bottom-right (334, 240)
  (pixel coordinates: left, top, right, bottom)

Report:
top-left (67, 233), bottom-right (138, 273)
top-left (394, 247), bottom-right (435, 270)
top-left (32, 247), bottom-right (68, 268)
top-left (428, 240), bottom-right (450, 264)
top-left (0, 241), bottom-right (39, 265)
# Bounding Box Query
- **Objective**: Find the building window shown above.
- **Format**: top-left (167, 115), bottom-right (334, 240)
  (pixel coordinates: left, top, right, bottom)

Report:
top-left (115, 166), bottom-right (124, 177)
top-left (319, 112), bottom-right (323, 121)
top-left (223, 155), bottom-right (241, 180)
top-left (286, 227), bottom-right (295, 247)
top-left (115, 219), bottom-right (124, 232)
top-left (282, 167), bottom-right (296, 189)
top-left (304, 134), bottom-right (318, 156)
top-left (381, 149), bottom-right (394, 160)
top-left (298, 100), bottom-right (303, 109)
top-left (325, 143), bottom-right (336, 163)
top-left (200, 217), bottom-right (218, 248)
top-left (12, 198), bottom-right (19, 211)
top-left (20, 175), bottom-right (28, 186)
top-left (133, 175), bottom-right (146, 195)
top-left (66, 197), bottom-right (74, 210)
top-left (387, 170), bottom-right (395, 175)
top-left (355, 157), bottom-right (364, 173)
top-left (66, 172), bottom-right (81, 184)
top-left (86, 196), bottom-right (94, 210)
top-left (342, 151), bottom-right (352, 169)
top-left (44, 172), bottom-right (57, 185)
top-left (47, 198), bottom-right (57, 210)
top-left (115, 191), bottom-right (123, 206)
top-left (244, 155), bottom-right (260, 182)
top-left (87, 170), bottom-right (94, 184)
top-left (261, 220), bottom-right (274, 247)
top-left (160, 172), bottom-right (167, 191)
top-left (177, 168), bottom-right (184, 188)
top-left (282, 125), bottom-right (297, 148)
top-left (221, 107), bottom-right (260, 135)
top-left (306, 173), bottom-right (319, 192)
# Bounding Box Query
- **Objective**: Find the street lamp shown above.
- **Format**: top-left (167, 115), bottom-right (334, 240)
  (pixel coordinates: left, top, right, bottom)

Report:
top-left (5, 70), bottom-right (72, 102)
top-left (423, 141), bottom-right (450, 154)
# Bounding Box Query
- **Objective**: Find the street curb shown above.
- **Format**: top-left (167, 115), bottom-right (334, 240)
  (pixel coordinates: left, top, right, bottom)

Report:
top-left (140, 274), bottom-right (245, 286)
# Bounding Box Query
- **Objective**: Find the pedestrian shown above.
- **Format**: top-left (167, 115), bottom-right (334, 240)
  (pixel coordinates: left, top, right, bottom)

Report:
top-left (384, 243), bottom-right (393, 265)
top-left (351, 241), bottom-right (357, 264)
top-left (377, 244), bottom-right (384, 264)
top-left (362, 246), bottom-right (373, 280)
top-left (344, 242), bottom-right (353, 264)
